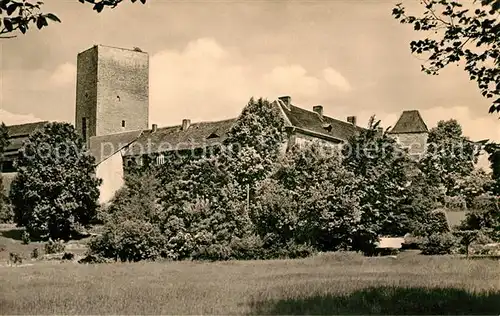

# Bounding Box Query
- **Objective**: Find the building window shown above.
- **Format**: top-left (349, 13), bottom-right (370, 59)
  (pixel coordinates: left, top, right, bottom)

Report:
top-left (122, 120), bottom-right (126, 128)
top-left (137, 156), bottom-right (143, 166)
top-left (1, 160), bottom-right (15, 172)
top-left (156, 154), bottom-right (165, 165)
top-left (82, 117), bottom-right (87, 140)
top-left (126, 158), bottom-right (134, 167)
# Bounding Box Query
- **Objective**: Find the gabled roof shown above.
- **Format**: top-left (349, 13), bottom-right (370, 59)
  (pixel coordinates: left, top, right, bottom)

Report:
top-left (89, 130), bottom-right (143, 164)
top-left (277, 102), bottom-right (364, 142)
top-left (123, 119), bottom-right (236, 157)
top-left (388, 110), bottom-right (428, 134)
top-left (3, 121), bottom-right (48, 157)
top-left (6, 121), bottom-right (48, 138)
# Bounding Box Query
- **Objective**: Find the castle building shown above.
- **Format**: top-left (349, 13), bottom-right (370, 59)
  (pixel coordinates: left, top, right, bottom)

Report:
top-left (1, 45), bottom-right (430, 203)
top-left (387, 110), bottom-right (429, 159)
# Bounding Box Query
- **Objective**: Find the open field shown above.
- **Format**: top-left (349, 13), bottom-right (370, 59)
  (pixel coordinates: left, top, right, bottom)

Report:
top-left (1, 248), bottom-right (500, 315)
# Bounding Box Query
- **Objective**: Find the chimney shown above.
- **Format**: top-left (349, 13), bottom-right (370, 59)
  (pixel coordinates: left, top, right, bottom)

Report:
top-left (278, 96), bottom-right (292, 109)
top-left (182, 119), bottom-right (191, 130)
top-left (313, 105), bottom-right (323, 117)
top-left (151, 124), bottom-right (157, 132)
top-left (376, 127), bottom-right (383, 137)
top-left (347, 116), bottom-right (357, 126)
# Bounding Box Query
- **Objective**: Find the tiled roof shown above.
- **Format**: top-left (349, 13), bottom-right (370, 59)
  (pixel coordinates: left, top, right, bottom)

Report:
top-left (4, 121), bottom-right (48, 156)
top-left (278, 102), bottom-right (364, 141)
top-left (388, 110), bottom-right (428, 134)
top-left (123, 119), bottom-right (236, 157)
top-left (6, 121), bottom-right (48, 137)
top-left (89, 130), bottom-right (143, 164)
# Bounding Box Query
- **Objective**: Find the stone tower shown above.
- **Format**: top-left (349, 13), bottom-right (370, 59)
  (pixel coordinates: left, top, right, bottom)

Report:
top-left (75, 45), bottom-right (149, 143)
top-left (388, 110), bottom-right (429, 159)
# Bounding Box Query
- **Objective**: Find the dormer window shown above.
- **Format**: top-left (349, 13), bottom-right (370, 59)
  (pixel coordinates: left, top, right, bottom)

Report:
top-left (156, 153), bottom-right (165, 165)
top-left (322, 123), bottom-right (332, 132)
top-left (207, 132), bottom-right (219, 139)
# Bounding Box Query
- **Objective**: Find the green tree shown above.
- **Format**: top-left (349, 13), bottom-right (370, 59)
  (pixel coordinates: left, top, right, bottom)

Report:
top-left (0, 0), bottom-right (146, 39)
top-left (342, 116), bottom-right (426, 237)
top-left (455, 168), bottom-right (494, 208)
top-left (420, 119), bottom-right (479, 198)
top-left (223, 97), bottom-right (287, 187)
top-left (485, 142), bottom-right (500, 194)
top-left (458, 194), bottom-right (500, 241)
top-left (0, 122), bottom-right (8, 155)
top-left (89, 97), bottom-right (289, 262)
top-left (10, 122), bottom-right (101, 240)
top-left (0, 122), bottom-right (10, 222)
top-left (392, 0), bottom-right (500, 114)
top-left (253, 142), bottom-right (376, 253)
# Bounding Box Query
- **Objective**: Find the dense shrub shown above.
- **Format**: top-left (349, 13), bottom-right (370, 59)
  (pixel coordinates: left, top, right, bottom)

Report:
top-left (162, 192), bottom-right (254, 261)
top-left (78, 254), bottom-right (113, 264)
top-left (342, 116), bottom-right (441, 238)
top-left (44, 239), bottom-right (66, 254)
top-left (228, 235), bottom-right (267, 260)
top-left (101, 170), bottom-right (163, 224)
top-left (62, 252), bottom-right (75, 260)
top-left (0, 203), bottom-right (13, 224)
top-left (252, 143), bottom-right (377, 253)
top-left (10, 123), bottom-right (101, 240)
top-left (454, 230), bottom-right (493, 257)
top-left (420, 232), bottom-right (458, 255)
top-left (88, 220), bottom-right (165, 262)
top-left (0, 175), bottom-right (13, 223)
top-left (412, 209), bottom-right (450, 237)
top-left (458, 195), bottom-right (500, 241)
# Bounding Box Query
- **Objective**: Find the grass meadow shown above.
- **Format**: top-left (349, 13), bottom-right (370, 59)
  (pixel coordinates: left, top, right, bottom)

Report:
top-left (1, 224), bottom-right (500, 315)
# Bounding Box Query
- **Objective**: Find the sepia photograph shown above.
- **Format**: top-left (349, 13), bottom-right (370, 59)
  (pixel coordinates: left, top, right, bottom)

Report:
top-left (0, 0), bottom-right (499, 314)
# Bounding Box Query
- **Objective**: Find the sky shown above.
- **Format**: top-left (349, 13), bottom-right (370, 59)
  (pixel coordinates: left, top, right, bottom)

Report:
top-left (1, 0), bottom-right (499, 151)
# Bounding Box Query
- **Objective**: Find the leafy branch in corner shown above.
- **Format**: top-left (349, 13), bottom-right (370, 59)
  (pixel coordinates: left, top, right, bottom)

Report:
top-left (392, 0), bottom-right (500, 114)
top-left (0, 0), bottom-right (146, 38)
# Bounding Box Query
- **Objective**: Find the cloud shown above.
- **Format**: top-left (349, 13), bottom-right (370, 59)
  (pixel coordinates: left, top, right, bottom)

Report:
top-left (419, 106), bottom-right (500, 143)
top-left (0, 109), bottom-right (43, 125)
top-left (50, 63), bottom-right (76, 87)
top-left (323, 67), bottom-right (352, 92)
top-left (261, 65), bottom-right (322, 97)
top-left (149, 38), bottom-right (352, 127)
top-left (0, 62), bottom-right (77, 123)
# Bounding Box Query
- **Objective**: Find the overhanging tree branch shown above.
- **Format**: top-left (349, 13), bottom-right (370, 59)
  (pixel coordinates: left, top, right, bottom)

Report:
top-left (392, 0), bottom-right (500, 114)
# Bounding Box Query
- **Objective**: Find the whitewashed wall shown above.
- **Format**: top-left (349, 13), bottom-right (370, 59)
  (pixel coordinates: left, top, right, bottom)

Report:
top-left (95, 149), bottom-right (126, 204)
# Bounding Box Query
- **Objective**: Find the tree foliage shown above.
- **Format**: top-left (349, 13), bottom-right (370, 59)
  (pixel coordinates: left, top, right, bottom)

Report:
top-left (454, 168), bottom-right (494, 208)
top-left (419, 119), bottom-right (479, 198)
top-left (458, 194), bottom-right (500, 241)
top-left (89, 97), bottom-right (291, 262)
top-left (342, 117), bottom-right (433, 237)
top-left (485, 142), bottom-right (500, 194)
top-left (0, 122), bottom-right (8, 156)
top-left (223, 97), bottom-right (287, 186)
top-left (0, 122), bottom-right (10, 222)
top-left (252, 142), bottom-right (374, 253)
top-left (420, 232), bottom-right (458, 255)
top-left (0, 0), bottom-right (146, 38)
top-left (392, 0), bottom-right (500, 113)
top-left (10, 122), bottom-right (101, 240)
